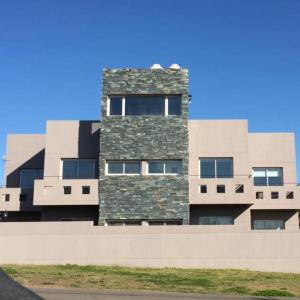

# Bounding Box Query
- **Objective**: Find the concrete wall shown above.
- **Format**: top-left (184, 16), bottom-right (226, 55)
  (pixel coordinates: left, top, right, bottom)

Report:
top-left (0, 222), bottom-right (299, 273)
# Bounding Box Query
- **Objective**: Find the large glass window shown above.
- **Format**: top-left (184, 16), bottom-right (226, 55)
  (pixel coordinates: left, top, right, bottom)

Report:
top-left (148, 160), bottom-right (182, 175)
top-left (252, 168), bottom-right (283, 186)
top-left (19, 169), bottom-right (43, 188)
top-left (62, 159), bottom-right (95, 179)
top-left (253, 220), bottom-right (284, 230)
top-left (107, 161), bottom-right (141, 175)
top-left (200, 158), bottom-right (233, 178)
top-left (199, 216), bottom-right (234, 225)
top-left (108, 95), bottom-right (182, 116)
top-left (125, 96), bottom-right (165, 115)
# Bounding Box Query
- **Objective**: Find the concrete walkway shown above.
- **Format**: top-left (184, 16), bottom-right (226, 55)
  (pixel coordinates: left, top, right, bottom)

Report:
top-left (31, 287), bottom-right (299, 300)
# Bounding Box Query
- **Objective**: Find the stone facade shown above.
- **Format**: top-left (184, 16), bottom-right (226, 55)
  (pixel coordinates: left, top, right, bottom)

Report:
top-left (99, 68), bottom-right (189, 225)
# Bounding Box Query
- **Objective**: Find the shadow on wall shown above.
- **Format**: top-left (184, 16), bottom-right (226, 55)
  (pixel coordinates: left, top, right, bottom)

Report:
top-left (0, 268), bottom-right (43, 300)
top-left (6, 149), bottom-right (45, 188)
top-left (78, 121), bottom-right (100, 177)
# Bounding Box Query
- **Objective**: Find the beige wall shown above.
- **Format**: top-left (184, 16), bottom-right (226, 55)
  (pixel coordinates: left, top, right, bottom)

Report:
top-left (35, 120), bottom-right (100, 206)
top-left (34, 178), bottom-right (99, 205)
top-left (248, 133), bottom-right (297, 184)
top-left (189, 120), bottom-right (252, 205)
top-left (0, 222), bottom-right (299, 273)
top-left (4, 134), bottom-right (45, 187)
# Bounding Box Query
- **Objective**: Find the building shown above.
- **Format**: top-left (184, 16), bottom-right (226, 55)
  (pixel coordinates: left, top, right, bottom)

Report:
top-left (1, 65), bottom-right (299, 230)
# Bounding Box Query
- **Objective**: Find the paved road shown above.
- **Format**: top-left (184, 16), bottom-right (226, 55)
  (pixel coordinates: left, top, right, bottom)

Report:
top-left (31, 287), bottom-right (299, 300)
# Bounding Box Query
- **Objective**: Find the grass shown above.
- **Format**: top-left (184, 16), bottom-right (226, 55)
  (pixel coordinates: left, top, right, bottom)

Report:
top-left (2, 265), bottom-right (300, 297)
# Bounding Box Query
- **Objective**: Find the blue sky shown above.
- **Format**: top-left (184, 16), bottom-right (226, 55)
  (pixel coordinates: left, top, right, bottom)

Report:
top-left (0, 0), bottom-right (300, 184)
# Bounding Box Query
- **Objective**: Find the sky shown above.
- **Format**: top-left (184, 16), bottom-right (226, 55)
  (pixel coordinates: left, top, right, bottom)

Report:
top-left (0, 0), bottom-right (300, 184)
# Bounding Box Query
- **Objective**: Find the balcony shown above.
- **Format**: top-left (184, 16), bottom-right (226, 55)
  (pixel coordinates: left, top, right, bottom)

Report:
top-left (33, 178), bottom-right (99, 206)
top-left (189, 177), bottom-right (254, 205)
top-left (0, 187), bottom-right (36, 211)
top-left (252, 185), bottom-right (300, 209)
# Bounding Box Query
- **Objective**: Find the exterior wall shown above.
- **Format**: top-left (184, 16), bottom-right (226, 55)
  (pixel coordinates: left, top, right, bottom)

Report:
top-left (189, 120), bottom-right (252, 205)
top-left (0, 134), bottom-right (45, 212)
top-left (99, 69), bottom-right (190, 225)
top-left (34, 179), bottom-right (99, 205)
top-left (43, 120), bottom-right (100, 179)
top-left (4, 134), bottom-right (45, 187)
top-left (0, 222), bottom-right (299, 273)
top-left (34, 120), bottom-right (100, 206)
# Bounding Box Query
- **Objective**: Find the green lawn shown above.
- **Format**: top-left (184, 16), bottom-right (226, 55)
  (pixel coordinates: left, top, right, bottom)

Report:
top-left (2, 265), bottom-right (300, 297)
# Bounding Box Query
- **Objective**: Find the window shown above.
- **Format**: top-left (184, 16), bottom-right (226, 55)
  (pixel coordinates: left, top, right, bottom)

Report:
top-left (63, 186), bottom-right (72, 195)
top-left (19, 194), bottom-right (27, 202)
top-left (252, 168), bottom-right (283, 186)
top-left (19, 169), bottom-right (43, 188)
top-left (199, 216), bottom-right (234, 225)
top-left (235, 184), bottom-right (244, 193)
top-left (148, 160), bottom-right (182, 175)
top-left (217, 185), bottom-right (225, 193)
top-left (108, 95), bottom-right (182, 116)
top-left (200, 185), bottom-right (207, 193)
top-left (62, 159), bottom-right (95, 179)
top-left (286, 191), bottom-right (294, 199)
top-left (200, 158), bottom-right (233, 178)
top-left (126, 96), bottom-right (165, 115)
top-left (168, 96), bottom-right (181, 115)
top-left (271, 191), bottom-right (279, 199)
top-left (109, 97), bottom-right (122, 115)
top-left (82, 186), bottom-right (90, 194)
top-left (256, 191), bottom-right (264, 199)
top-left (253, 220), bottom-right (284, 230)
top-left (107, 161), bottom-right (141, 175)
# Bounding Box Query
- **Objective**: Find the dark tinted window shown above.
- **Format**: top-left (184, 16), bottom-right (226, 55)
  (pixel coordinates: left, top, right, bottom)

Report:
top-left (216, 159), bottom-right (233, 178)
top-left (148, 161), bottom-right (164, 174)
top-left (62, 160), bottom-right (78, 179)
top-left (200, 159), bottom-right (215, 178)
top-left (110, 97), bottom-right (122, 115)
top-left (168, 96), bottom-right (181, 115)
top-left (62, 159), bottom-right (95, 179)
top-left (78, 160), bottom-right (95, 179)
top-left (125, 96), bottom-right (165, 115)
top-left (107, 162), bottom-right (123, 174)
top-left (124, 162), bottom-right (140, 174)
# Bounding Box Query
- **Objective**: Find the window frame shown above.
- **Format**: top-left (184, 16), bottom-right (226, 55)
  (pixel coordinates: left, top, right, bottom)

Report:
top-left (106, 161), bottom-right (141, 176)
top-left (147, 160), bottom-right (182, 175)
top-left (107, 95), bottom-right (182, 117)
top-left (252, 167), bottom-right (283, 186)
top-left (61, 159), bottom-right (96, 180)
top-left (199, 158), bottom-right (233, 179)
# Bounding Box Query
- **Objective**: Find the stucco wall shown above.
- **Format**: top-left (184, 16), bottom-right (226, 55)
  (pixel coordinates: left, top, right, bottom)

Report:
top-left (0, 222), bottom-right (299, 273)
